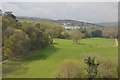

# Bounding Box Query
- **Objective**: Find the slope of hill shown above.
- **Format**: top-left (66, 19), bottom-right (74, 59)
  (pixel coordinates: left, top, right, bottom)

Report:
top-left (17, 16), bottom-right (59, 24)
top-left (57, 19), bottom-right (104, 27)
top-left (96, 22), bottom-right (118, 28)
top-left (17, 16), bottom-right (104, 28)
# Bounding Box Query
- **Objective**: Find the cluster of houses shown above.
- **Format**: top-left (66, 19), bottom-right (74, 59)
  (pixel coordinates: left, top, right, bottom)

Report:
top-left (61, 23), bottom-right (89, 29)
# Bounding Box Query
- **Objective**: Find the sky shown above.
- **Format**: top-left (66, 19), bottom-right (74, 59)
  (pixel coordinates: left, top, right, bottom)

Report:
top-left (1, 2), bottom-right (118, 23)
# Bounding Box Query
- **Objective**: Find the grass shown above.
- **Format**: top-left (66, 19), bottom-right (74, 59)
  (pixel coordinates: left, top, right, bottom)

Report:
top-left (3, 38), bottom-right (118, 78)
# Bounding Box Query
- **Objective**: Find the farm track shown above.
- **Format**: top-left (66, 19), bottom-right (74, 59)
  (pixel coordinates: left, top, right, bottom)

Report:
top-left (115, 39), bottom-right (118, 46)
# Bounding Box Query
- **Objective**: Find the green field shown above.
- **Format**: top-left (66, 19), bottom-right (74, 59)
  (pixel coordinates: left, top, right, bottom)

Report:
top-left (3, 38), bottom-right (118, 78)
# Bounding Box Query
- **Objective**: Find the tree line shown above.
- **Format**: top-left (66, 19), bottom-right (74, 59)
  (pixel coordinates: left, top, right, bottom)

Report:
top-left (2, 12), bottom-right (63, 60)
top-left (60, 27), bottom-right (118, 44)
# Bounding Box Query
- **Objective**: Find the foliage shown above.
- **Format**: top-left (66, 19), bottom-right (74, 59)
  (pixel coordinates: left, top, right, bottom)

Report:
top-left (84, 56), bottom-right (101, 78)
top-left (61, 30), bottom-right (71, 39)
top-left (81, 29), bottom-right (92, 38)
top-left (91, 29), bottom-right (103, 37)
top-left (97, 58), bottom-right (118, 78)
top-left (69, 30), bottom-right (84, 44)
top-left (2, 12), bottom-right (54, 60)
top-left (3, 29), bottom-right (30, 59)
top-left (45, 24), bottom-right (63, 38)
top-left (102, 28), bottom-right (118, 38)
top-left (54, 59), bottom-right (85, 78)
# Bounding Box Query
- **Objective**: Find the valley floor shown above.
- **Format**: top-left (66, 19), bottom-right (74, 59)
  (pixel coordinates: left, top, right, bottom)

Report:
top-left (3, 38), bottom-right (118, 78)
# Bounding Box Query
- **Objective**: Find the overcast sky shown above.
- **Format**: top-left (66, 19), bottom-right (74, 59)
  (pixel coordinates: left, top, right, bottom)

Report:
top-left (2, 2), bottom-right (118, 23)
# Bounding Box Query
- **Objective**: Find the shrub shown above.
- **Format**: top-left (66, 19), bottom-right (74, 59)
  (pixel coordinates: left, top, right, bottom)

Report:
top-left (54, 59), bottom-right (86, 78)
top-left (97, 58), bottom-right (118, 78)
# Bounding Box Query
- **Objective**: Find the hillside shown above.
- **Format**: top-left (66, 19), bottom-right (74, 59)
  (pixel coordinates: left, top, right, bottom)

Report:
top-left (17, 16), bottom-right (59, 24)
top-left (96, 22), bottom-right (118, 28)
top-left (57, 19), bottom-right (103, 27)
top-left (17, 16), bottom-right (104, 28)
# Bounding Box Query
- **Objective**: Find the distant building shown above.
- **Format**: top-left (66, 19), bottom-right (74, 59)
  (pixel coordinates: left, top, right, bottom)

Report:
top-left (62, 25), bottom-right (81, 29)
top-left (61, 23), bottom-right (89, 29)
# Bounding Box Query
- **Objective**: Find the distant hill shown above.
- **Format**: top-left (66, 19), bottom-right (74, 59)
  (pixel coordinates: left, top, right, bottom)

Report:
top-left (57, 19), bottom-right (104, 27)
top-left (17, 16), bottom-right (59, 24)
top-left (96, 22), bottom-right (118, 28)
top-left (17, 16), bottom-right (104, 28)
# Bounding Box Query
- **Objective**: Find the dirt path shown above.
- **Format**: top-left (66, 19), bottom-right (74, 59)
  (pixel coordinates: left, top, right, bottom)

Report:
top-left (0, 60), bottom-right (8, 65)
top-left (114, 39), bottom-right (118, 46)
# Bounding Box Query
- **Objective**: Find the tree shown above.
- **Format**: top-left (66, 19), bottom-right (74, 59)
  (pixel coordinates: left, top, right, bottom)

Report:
top-left (2, 16), bottom-right (17, 31)
top-left (45, 24), bottom-right (63, 38)
top-left (0, 9), bottom-right (2, 16)
top-left (61, 30), bottom-right (71, 39)
top-left (3, 29), bottom-right (30, 59)
top-left (84, 56), bottom-right (101, 79)
top-left (81, 29), bottom-right (92, 38)
top-left (21, 22), bottom-right (52, 50)
top-left (35, 23), bottom-right (45, 32)
top-left (69, 30), bottom-right (84, 44)
top-left (91, 29), bottom-right (103, 37)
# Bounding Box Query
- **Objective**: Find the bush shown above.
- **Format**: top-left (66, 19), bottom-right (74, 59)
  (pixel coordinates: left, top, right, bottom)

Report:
top-left (54, 59), bottom-right (86, 78)
top-left (97, 58), bottom-right (118, 78)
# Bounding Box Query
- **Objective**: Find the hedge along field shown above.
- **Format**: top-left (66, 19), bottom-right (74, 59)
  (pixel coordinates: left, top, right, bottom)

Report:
top-left (3, 38), bottom-right (118, 78)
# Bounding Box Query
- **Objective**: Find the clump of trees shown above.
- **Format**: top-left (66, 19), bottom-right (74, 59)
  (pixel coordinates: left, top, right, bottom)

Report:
top-left (61, 27), bottom-right (118, 44)
top-left (91, 29), bottom-right (103, 37)
top-left (34, 22), bottom-right (63, 38)
top-left (2, 11), bottom-right (63, 60)
top-left (61, 28), bottom-right (118, 40)
top-left (81, 28), bottom-right (118, 39)
top-left (102, 29), bottom-right (118, 38)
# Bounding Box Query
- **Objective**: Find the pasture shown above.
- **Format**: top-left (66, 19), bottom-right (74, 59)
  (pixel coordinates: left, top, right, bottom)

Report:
top-left (3, 38), bottom-right (118, 78)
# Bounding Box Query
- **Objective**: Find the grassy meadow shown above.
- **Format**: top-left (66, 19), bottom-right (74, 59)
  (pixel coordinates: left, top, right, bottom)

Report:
top-left (3, 38), bottom-right (118, 78)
